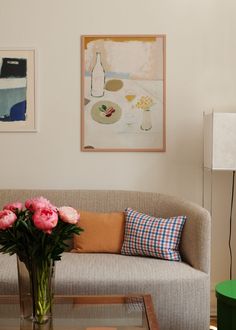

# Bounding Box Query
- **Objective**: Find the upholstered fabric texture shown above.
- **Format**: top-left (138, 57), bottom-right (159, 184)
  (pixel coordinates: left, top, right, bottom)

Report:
top-left (0, 189), bottom-right (211, 330)
top-left (72, 211), bottom-right (125, 253)
top-left (0, 189), bottom-right (211, 273)
top-left (121, 208), bottom-right (186, 261)
top-left (0, 252), bottom-right (210, 330)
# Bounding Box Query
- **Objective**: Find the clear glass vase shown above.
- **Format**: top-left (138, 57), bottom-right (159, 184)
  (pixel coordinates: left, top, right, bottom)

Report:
top-left (140, 109), bottom-right (152, 131)
top-left (17, 256), bottom-right (55, 324)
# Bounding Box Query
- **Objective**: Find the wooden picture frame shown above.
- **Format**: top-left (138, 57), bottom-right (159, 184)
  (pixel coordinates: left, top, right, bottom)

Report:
top-left (81, 35), bottom-right (166, 152)
top-left (0, 49), bottom-right (36, 132)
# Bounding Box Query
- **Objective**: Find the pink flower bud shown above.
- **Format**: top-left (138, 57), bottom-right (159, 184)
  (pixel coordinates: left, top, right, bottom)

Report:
top-left (25, 197), bottom-right (56, 212)
top-left (3, 202), bottom-right (23, 213)
top-left (0, 210), bottom-right (17, 230)
top-left (58, 207), bottom-right (80, 224)
top-left (32, 207), bottom-right (58, 234)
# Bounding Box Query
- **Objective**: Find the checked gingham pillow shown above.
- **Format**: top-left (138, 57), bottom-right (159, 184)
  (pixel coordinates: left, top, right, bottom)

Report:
top-left (121, 208), bottom-right (186, 261)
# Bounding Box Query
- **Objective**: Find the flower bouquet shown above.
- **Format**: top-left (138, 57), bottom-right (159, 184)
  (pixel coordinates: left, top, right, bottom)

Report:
top-left (0, 197), bottom-right (83, 324)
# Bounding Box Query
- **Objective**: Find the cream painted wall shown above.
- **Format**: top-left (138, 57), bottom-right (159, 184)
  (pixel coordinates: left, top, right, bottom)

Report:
top-left (1, 0), bottom-right (236, 315)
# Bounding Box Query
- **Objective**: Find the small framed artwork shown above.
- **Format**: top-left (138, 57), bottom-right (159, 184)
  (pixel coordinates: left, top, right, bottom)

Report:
top-left (0, 49), bottom-right (36, 132)
top-left (81, 35), bottom-right (166, 152)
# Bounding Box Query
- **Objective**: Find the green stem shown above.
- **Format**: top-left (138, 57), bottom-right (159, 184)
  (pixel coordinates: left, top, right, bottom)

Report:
top-left (31, 259), bottom-right (53, 324)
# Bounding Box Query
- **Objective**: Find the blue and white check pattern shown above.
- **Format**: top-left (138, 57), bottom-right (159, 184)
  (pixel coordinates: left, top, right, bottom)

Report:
top-left (121, 208), bottom-right (186, 261)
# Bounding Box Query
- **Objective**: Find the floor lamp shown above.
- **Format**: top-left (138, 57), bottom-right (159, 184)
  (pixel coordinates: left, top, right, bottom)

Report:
top-left (203, 112), bottom-right (236, 280)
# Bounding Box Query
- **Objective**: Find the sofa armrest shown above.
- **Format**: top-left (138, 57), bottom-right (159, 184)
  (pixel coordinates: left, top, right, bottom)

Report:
top-left (180, 205), bottom-right (211, 274)
top-left (156, 195), bottom-right (211, 274)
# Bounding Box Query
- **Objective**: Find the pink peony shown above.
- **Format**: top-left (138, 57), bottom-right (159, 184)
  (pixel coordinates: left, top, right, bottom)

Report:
top-left (0, 210), bottom-right (17, 230)
top-left (25, 197), bottom-right (56, 212)
top-left (58, 206), bottom-right (80, 224)
top-left (32, 207), bottom-right (58, 234)
top-left (3, 202), bottom-right (23, 213)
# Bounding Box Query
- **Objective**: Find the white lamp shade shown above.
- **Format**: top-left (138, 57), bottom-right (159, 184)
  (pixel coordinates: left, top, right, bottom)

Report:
top-left (204, 112), bottom-right (236, 170)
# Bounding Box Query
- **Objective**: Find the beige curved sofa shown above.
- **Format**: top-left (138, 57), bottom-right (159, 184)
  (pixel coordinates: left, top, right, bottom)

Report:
top-left (0, 189), bottom-right (211, 330)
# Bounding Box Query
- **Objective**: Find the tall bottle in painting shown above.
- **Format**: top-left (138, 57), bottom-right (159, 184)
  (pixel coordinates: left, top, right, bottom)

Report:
top-left (91, 52), bottom-right (105, 97)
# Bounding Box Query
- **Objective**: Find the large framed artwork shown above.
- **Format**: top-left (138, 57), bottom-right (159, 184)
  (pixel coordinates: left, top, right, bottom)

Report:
top-left (0, 49), bottom-right (36, 132)
top-left (81, 35), bottom-right (166, 152)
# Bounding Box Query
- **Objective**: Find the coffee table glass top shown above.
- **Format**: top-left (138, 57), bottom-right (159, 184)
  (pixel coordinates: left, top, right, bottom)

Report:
top-left (0, 295), bottom-right (159, 330)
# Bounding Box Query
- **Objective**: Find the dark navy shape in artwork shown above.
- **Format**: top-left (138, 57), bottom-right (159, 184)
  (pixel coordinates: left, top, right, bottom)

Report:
top-left (0, 58), bottom-right (27, 78)
top-left (0, 100), bottom-right (26, 122)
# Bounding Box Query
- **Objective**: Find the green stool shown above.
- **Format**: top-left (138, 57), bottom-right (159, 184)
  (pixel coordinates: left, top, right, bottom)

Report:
top-left (215, 280), bottom-right (236, 330)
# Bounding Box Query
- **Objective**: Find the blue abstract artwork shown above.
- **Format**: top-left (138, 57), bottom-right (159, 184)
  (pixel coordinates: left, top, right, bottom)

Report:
top-left (0, 57), bottom-right (27, 122)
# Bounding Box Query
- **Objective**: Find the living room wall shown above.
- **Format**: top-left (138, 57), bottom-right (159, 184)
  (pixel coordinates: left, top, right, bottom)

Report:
top-left (0, 0), bottom-right (236, 314)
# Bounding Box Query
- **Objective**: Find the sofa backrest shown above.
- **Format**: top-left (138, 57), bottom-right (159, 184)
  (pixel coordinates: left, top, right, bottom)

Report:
top-left (0, 189), bottom-right (211, 274)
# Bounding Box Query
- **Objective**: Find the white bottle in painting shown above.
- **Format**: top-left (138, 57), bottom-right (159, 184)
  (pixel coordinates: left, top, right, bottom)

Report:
top-left (91, 52), bottom-right (105, 97)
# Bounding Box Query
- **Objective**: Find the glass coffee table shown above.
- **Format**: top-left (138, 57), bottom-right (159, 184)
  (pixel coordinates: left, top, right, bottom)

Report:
top-left (0, 295), bottom-right (159, 330)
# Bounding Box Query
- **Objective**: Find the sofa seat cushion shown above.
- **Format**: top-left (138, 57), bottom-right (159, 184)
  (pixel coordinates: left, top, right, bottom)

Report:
top-left (55, 252), bottom-right (208, 294)
top-left (0, 252), bottom-right (209, 330)
top-left (0, 252), bottom-right (208, 296)
top-left (0, 254), bottom-right (18, 294)
top-left (55, 253), bottom-right (209, 330)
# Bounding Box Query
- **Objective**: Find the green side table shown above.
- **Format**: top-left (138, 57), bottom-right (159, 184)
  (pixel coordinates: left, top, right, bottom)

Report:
top-left (215, 280), bottom-right (236, 330)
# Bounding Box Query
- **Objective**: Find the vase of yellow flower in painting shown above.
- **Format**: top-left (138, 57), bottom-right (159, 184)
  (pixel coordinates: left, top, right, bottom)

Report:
top-left (136, 96), bottom-right (154, 131)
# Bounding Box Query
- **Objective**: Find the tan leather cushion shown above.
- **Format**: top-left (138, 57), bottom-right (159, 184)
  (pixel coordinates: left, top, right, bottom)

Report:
top-left (72, 211), bottom-right (125, 253)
